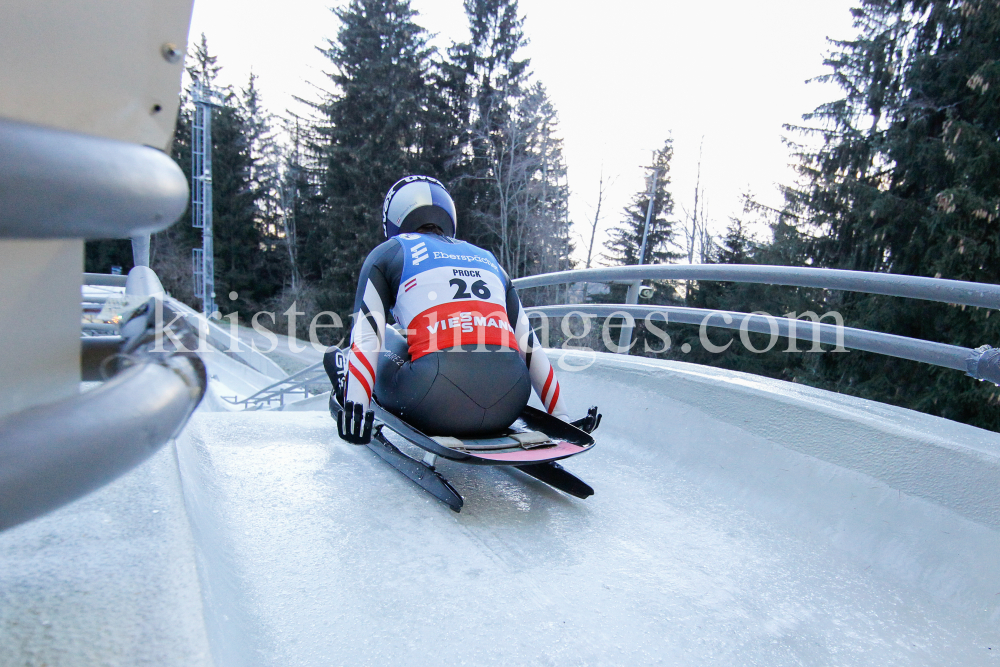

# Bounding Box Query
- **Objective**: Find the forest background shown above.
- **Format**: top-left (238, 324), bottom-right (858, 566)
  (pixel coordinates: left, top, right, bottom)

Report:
top-left (87, 0), bottom-right (1000, 432)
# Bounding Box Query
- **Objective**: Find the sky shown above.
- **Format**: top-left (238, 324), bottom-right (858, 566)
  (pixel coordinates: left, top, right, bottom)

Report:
top-left (187, 0), bottom-right (858, 264)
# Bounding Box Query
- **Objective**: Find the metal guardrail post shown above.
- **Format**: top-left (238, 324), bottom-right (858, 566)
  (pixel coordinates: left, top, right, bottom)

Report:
top-left (615, 281), bottom-right (642, 354)
top-left (966, 346), bottom-right (1000, 385)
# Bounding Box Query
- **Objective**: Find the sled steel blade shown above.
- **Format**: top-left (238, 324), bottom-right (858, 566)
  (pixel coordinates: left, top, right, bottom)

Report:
top-left (367, 430), bottom-right (464, 512)
top-left (515, 461), bottom-right (594, 499)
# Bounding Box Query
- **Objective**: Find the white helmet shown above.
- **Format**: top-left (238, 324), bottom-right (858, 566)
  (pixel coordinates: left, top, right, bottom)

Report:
top-left (382, 175), bottom-right (457, 238)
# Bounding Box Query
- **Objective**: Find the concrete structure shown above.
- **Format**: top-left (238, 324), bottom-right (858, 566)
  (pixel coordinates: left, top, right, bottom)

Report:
top-left (0, 0), bottom-right (193, 419)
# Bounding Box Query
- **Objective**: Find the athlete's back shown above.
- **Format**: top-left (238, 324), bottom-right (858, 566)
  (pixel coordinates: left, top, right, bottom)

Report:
top-left (330, 176), bottom-right (568, 443)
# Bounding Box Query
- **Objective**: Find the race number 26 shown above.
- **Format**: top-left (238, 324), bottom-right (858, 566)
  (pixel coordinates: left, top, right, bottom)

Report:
top-left (450, 278), bottom-right (491, 300)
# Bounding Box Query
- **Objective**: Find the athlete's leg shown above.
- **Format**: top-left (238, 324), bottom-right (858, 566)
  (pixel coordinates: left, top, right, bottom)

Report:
top-left (374, 328), bottom-right (530, 436)
top-left (373, 326), bottom-right (426, 409)
top-left (423, 347), bottom-right (530, 435)
top-left (323, 345), bottom-right (348, 406)
top-left (506, 281), bottom-right (570, 419)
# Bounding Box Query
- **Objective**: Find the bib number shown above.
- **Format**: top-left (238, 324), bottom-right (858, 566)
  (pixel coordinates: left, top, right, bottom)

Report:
top-left (450, 278), bottom-right (491, 300)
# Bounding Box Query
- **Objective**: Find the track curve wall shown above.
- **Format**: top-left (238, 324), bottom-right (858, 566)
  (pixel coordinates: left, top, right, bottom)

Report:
top-left (3, 352), bottom-right (999, 665)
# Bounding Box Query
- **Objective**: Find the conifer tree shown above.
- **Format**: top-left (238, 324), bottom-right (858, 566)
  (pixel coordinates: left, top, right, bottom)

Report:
top-left (210, 74), bottom-right (288, 315)
top-left (784, 0), bottom-right (1000, 429)
top-left (670, 206), bottom-right (827, 380)
top-left (525, 83), bottom-right (573, 279)
top-left (453, 0), bottom-right (530, 154)
top-left (310, 0), bottom-right (451, 317)
top-left (714, 218), bottom-right (754, 266)
top-left (474, 81), bottom-right (573, 281)
top-left (448, 0), bottom-right (531, 249)
top-left (433, 0), bottom-right (575, 286)
top-left (685, 216), bottom-right (757, 316)
top-left (603, 139), bottom-right (680, 271)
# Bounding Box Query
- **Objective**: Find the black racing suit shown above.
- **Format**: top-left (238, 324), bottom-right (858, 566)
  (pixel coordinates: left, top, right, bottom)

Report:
top-left (325, 232), bottom-right (568, 436)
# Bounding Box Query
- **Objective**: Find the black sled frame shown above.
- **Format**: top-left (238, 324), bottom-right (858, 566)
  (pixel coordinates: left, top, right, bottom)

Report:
top-left (333, 397), bottom-right (599, 512)
top-left (368, 426), bottom-right (594, 513)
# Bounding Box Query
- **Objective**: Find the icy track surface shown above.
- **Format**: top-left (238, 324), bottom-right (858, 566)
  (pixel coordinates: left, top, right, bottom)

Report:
top-left (3, 351), bottom-right (1000, 665)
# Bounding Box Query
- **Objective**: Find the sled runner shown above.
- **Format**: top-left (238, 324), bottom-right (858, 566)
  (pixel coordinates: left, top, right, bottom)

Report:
top-left (331, 398), bottom-right (600, 512)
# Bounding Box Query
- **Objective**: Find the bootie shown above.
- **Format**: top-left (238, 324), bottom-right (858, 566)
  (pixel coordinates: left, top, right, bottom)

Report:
top-left (323, 346), bottom-right (349, 407)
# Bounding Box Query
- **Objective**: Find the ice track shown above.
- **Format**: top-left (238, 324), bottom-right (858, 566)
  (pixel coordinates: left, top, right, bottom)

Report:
top-left (3, 351), bottom-right (1000, 666)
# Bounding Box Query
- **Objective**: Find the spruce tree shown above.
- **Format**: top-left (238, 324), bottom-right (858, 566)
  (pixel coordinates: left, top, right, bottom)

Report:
top-left (713, 218), bottom-right (754, 265)
top-left (431, 0), bottom-right (575, 288)
top-left (669, 205), bottom-right (831, 381)
top-left (784, 0), bottom-right (1000, 429)
top-left (311, 0), bottom-right (450, 317)
top-left (448, 0), bottom-right (531, 250)
top-left (210, 74), bottom-right (288, 316)
top-left (524, 83), bottom-right (573, 278)
top-left (603, 139), bottom-right (680, 271)
top-left (479, 81), bottom-right (574, 281)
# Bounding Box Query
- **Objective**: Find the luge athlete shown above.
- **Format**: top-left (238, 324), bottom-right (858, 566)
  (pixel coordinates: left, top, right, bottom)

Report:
top-left (325, 175), bottom-right (572, 444)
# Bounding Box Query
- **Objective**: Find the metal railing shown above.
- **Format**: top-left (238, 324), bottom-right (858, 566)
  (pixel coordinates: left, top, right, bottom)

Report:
top-left (0, 114), bottom-right (197, 532)
top-left (512, 264), bottom-right (1000, 386)
top-left (220, 263), bottom-right (1000, 409)
top-left (223, 361), bottom-right (330, 410)
top-left (0, 299), bottom-right (207, 532)
top-left (0, 119), bottom-right (188, 239)
top-left (513, 264), bottom-right (1000, 309)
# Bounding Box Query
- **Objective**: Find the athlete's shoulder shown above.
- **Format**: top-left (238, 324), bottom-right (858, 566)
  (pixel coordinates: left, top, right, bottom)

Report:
top-left (364, 237), bottom-right (403, 262)
top-left (360, 238), bottom-right (404, 281)
top-left (370, 237), bottom-right (403, 254)
top-left (450, 237), bottom-right (481, 251)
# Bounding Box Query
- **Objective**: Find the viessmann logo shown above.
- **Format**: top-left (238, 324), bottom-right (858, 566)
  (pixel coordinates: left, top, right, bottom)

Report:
top-left (426, 311), bottom-right (514, 335)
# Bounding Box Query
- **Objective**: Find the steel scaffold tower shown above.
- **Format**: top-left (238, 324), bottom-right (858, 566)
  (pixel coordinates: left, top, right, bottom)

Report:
top-left (191, 81), bottom-right (216, 317)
